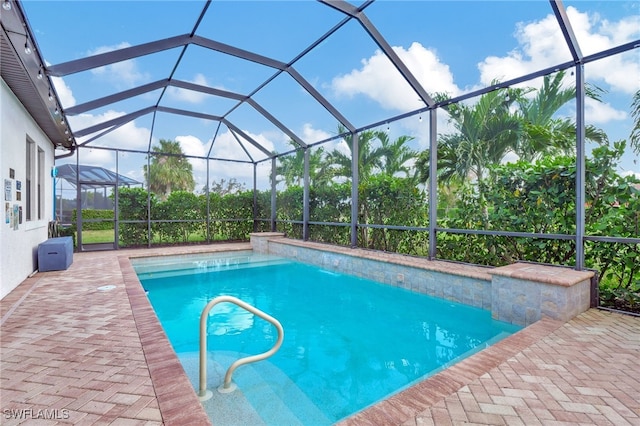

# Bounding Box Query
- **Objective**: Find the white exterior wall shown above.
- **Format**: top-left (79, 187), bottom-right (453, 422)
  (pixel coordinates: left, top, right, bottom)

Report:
top-left (1, 79), bottom-right (55, 299)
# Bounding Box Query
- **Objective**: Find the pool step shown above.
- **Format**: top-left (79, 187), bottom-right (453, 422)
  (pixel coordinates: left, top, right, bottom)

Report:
top-left (179, 351), bottom-right (331, 426)
top-left (134, 253), bottom-right (291, 280)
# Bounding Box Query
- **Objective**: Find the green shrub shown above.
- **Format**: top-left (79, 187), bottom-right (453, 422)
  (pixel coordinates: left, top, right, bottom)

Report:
top-left (71, 209), bottom-right (114, 230)
top-left (153, 191), bottom-right (203, 243)
top-left (117, 187), bottom-right (155, 247)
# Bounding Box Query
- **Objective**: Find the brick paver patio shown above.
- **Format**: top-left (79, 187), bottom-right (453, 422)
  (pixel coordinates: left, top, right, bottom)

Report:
top-left (1, 244), bottom-right (639, 425)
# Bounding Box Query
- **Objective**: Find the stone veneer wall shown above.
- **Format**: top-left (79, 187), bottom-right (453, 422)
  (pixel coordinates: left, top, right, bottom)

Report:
top-left (488, 263), bottom-right (593, 325)
top-left (250, 233), bottom-right (594, 326)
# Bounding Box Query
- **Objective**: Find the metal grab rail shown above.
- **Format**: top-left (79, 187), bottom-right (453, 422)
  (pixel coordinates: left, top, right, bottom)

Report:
top-left (198, 295), bottom-right (284, 399)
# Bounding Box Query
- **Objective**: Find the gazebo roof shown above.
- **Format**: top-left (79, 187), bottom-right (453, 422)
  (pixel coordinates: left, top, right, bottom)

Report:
top-left (56, 164), bottom-right (142, 189)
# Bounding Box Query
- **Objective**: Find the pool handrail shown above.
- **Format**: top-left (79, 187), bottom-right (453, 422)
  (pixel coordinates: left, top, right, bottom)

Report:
top-left (199, 295), bottom-right (284, 399)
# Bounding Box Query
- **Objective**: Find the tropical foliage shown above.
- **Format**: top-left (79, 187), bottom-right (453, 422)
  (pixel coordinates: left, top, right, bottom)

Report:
top-left (143, 139), bottom-right (195, 201)
top-left (117, 187), bottom-right (155, 246)
top-left (631, 89), bottom-right (640, 155)
top-left (275, 143), bottom-right (330, 187)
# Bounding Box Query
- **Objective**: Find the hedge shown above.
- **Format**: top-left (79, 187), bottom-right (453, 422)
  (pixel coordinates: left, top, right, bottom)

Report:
top-left (71, 209), bottom-right (114, 230)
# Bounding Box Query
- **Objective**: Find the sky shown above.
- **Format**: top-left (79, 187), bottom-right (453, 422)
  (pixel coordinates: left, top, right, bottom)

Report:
top-left (19, 0), bottom-right (640, 193)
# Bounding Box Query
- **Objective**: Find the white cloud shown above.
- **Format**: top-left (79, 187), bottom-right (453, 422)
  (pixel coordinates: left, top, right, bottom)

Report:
top-left (478, 14), bottom-right (570, 84)
top-left (51, 76), bottom-right (76, 109)
top-left (209, 129), bottom-right (275, 164)
top-left (302, 122), bottom-right (351, 156)
top-left (621, 170), bottom-right (640, 181)
top-left (205, 130), bottom-right (271, 188)
top-left (176, 134), bottom-right (206, 157)
top-left (167, 73), bottom-right (211, 104)
top-left (75, 147), bottom-right (114, 167)
top-left (301, 123), bottom-right (331, 145)
top-left (478, 7), bottom-right (640, 94)
top-left (175, 134), bottom-right (207, 175)
top-left (121, 167), bottom-right (145, 185)
top-left (331, 42), bottom-right (459, 111)
top-left (88, 42), bottom-right (150, 88)
top-left (587, 53), bottom-right (639, 95)
top-left (68, 110), bottom-right (152, 150)
top-left (329, 5), bottom-right (638, 123)
top-left (585, 98), bottom-right (627, 124)
top-left (45, 59), bottom-right (77, 109)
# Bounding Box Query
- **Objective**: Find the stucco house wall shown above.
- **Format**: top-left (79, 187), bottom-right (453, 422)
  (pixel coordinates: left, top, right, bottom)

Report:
top-left (1, 79), bottom-right (55, 299)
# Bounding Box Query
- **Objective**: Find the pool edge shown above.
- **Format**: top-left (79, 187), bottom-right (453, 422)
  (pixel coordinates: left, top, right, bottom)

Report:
top-left (120, 255), bottom-right (213, 426)
top-left (337, 317), bottom-right (563, 425)
top-left (121, 245), bottom-right (564, 426)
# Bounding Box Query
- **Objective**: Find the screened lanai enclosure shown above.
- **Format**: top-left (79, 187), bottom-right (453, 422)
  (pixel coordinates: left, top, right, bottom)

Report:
top-left (2, 1), bottom-right (638, 307)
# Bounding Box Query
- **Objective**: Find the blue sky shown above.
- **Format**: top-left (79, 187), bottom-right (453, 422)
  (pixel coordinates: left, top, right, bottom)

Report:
top-left (21, 1), bottom-right (640, 191)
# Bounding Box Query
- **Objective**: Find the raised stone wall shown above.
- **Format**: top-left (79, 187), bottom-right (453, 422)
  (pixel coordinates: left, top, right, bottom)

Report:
top-left (489, 263), bottom-right (593, 325)
top-left (249, 233), bottom-right (593, 326)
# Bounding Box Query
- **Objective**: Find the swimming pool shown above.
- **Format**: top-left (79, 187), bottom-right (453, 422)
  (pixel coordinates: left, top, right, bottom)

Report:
top-left (134, 251), bottom-right (521, 425)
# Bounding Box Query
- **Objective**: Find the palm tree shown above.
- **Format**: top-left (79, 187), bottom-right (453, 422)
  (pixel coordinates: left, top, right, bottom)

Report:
top-left (435, 87), bottom-right (521, 184)
top-left (515, 71), bottom-right (607, 162)
top-left (375, 131), bottom-right (416, 178)
top-left (325, 125), bottom-right (386, 182)
top-left (631, 89), bottom-right (640, 155)
top-left (143, 139), bottom-right (195, 201)
top-left (415, 141), bottom-right (464, 186)
top-left (323, 126), bottom-right (420, 247)
top-left (414, 88), bottom-right (520, 224)
top-left (275, 141), bottom-right (329, 187)
top-left (420, 73), bottom-right (609, 188)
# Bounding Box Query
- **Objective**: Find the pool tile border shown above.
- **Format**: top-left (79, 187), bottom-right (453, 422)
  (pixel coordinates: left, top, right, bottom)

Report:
top-left (119, 256), bottom-right (212, 426)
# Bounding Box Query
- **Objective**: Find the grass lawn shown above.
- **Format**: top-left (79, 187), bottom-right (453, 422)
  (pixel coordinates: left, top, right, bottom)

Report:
top-left (79, 229), bottom-right (208, 245)
top-left (80, 229), bottom-right (116, 244)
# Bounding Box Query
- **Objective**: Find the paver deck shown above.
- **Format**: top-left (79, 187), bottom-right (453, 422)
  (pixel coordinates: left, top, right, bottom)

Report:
top-left (1, 243), bottom-right (639, 425)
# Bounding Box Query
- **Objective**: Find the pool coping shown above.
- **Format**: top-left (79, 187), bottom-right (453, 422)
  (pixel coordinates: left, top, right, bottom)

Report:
top-left (252, 234), bottom-right (495, 281)
top-left (336, 318), bottom-right (563, 425)
top-left (119, 256), bottom-right (212, 425)
top-left (119, 244), bottom-right (566, 425)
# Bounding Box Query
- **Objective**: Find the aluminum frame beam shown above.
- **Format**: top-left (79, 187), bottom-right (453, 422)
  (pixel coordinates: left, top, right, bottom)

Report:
top-left (64, 79), bottom-right (170, 116)
top-left (350, 131), bottom-right (359, 248)
top-left (550, 0), bottom-right (583, 61)
top-left (428, 109), bottom-right (438, 260)
top-left (73, 104), bottom-right (273, 158)
top-left (156, 105), bottom-right (222, 121)
top-left (65, 78), bottom-right (307, 149)
top-left (50, 29), bottom-right (351, 152)
top-left (574, 65), bottom-right (586, 270)
top-left (551, 0), bottom-right (586, 270)
top-left (191, 35), bottom-right (287, 70)
top-left (320, 0), bottom-right (436, 107)
top-left (47, 35), bottom-right (192, 77)
top-left (222, 119), bottom-right (274, 158)
top-left (73, 106), bottom-right (155, 137)
top-left (303, 148), bottom-right (310, 240)
top-left (287, 67), bottom-right (356, 132)
top-left (228, 128), bottom-right (255, 163)
top-left (246, 98), bottom-right (307, 148)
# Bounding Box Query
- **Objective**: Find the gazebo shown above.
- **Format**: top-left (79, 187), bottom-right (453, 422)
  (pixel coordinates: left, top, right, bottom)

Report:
top-left (54, 163), bottom-right (141, 224)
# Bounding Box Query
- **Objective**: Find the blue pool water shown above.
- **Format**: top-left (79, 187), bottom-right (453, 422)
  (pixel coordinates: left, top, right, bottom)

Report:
top-left (134, 252), bottom-right (521, 425)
